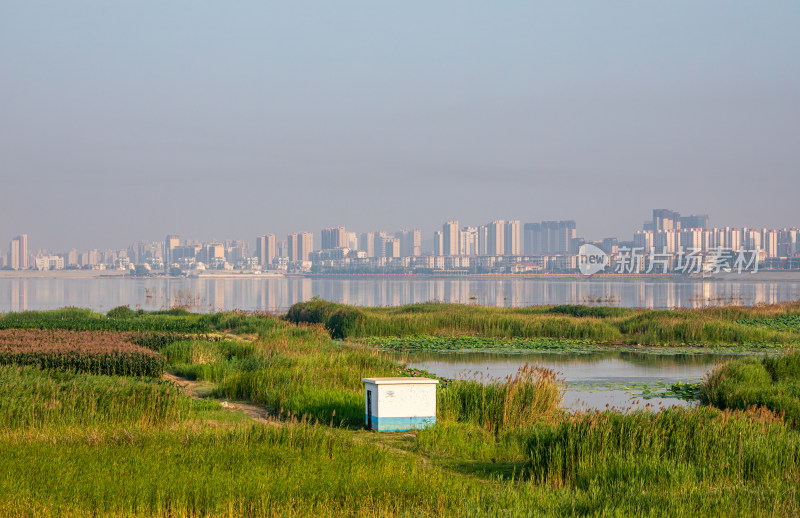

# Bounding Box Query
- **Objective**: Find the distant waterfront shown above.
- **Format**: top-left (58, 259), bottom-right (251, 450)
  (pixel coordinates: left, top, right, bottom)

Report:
top-left (1, 274), bottom-right (800, 313)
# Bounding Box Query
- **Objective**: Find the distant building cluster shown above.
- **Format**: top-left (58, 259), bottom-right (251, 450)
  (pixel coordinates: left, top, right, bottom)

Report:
top-left (3, 209), bottom-right (799, 274)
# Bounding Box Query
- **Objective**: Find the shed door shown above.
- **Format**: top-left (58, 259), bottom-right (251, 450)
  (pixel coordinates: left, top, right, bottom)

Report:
top-left (366, 389), bottom-right (373, 430)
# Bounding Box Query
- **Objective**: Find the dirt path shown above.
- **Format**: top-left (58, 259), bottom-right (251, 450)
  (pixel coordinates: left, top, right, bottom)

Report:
top-left (163, 372), bottom-right (280, 426)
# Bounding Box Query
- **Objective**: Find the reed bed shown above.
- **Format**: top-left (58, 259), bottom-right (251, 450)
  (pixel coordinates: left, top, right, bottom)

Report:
top-left (0, 307), bottom-right (288, 335)
top-left (701, 349), bottom-right (800, 426)
top-left (0, 365), bottom-right (191, 430)
top-left (438, 364), bottom-right (564, 434)
top-left (0, 422), bottom-right (521, 518)
top-left (0, 328), bottom-right (165, 377)
top-left (526, 406), bottom-right (799, 490)
top-left (287, 299), bottom-right (800, 346)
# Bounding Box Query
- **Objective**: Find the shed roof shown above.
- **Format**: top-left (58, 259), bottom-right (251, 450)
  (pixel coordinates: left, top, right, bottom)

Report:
top-left (362, 377), bottom-right (439, 385)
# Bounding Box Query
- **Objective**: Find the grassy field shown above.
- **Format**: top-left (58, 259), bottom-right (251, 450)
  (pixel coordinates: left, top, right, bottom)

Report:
top-left (286, 299), bottom-right (800, 347)
top-left (0, 306), bottom-right (799, 516)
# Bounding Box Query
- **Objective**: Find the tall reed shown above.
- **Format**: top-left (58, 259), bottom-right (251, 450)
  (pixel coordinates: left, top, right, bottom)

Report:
top-left (438, 364), bottom-right (564, 434)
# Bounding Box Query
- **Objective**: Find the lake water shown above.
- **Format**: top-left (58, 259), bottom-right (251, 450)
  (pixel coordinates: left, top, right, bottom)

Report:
top-left (401, 350), bottom-right (744, 411)
top-left (2, 275), bottom-right (800, 313)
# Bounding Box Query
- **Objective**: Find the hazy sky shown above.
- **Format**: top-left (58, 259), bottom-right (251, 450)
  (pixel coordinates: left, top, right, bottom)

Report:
top-left (2, 2), bottom-right (799, 251)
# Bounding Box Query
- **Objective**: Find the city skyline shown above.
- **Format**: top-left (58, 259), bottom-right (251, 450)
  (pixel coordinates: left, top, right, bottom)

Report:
top-left (4, 208), bottom-right (800, 274)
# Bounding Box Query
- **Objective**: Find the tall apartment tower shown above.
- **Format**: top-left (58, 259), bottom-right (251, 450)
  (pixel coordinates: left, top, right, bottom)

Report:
top-left (256, 234), bottom-right (277, 267)
top-left (504, 220), bottom-right (521, 256)
top-left (680, 214), bottom-right (709, 229)
top-left (164, 235), bottom-right (180, 268)
top-left (396, 229), bottom-right (421, 257)
top-left (298, 232), bottom-right (314, 262)
top-left (486, 220), bottom-right (505, 256)
top-left (433, 231), bottom-right (444, 257)
top-left (460, 227), bottom-right (478, 256)
top-left (17, 234), bottom-right (28, 269)
top-left (8, 234), bottom-right (29, 270)
top-left (383, 237), bottom-right (400, 258)
top-left (524, 221), bottom-right (576, 254)
top-left (442, 221), bottom-right (459, 256)
top-left (287, 233), bottom-right (299, 262)
top-left (8, 238), bottom-right (20, 270)
top-left (360, 232), bottom-right (375, 257)
top-left (742, 228), bottom-right (761, 251)
top-left (321, 227), bottom-right (347, 249)
top-left (761, 229), bottom-right (778, 257)
top-left (653, 209), bottom-right (681, 232)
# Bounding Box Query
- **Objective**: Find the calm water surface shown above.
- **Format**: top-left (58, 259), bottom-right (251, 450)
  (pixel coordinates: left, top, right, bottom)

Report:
top-left (2, 276), bottom-right (799, 312)
top-left (402, 350), bottom-right (746, 411)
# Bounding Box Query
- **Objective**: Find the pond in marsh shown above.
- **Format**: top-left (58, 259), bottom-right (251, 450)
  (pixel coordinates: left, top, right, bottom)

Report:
top-left (399, 349), bottom-right (762, 411)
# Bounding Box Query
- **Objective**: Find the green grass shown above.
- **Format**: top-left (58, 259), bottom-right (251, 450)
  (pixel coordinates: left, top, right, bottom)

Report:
top-left (286, 299), bottom-right (800, 346)
top-left (0, 423), bottom-right (521, 518)
top-left (701, 350), bottom-right (800, 427)
top-left (526, 406), bottom-right (799, 490)
top-left (4, 307), bottom-right (800, 516)
top-left (0, 307), bottom-right (287, 335)
top-left (0, 365), bottom-right (192, 431)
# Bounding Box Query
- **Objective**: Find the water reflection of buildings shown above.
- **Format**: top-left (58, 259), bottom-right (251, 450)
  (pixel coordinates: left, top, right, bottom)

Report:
top-left (10, 280), bottom-right (27, 311)
top-left (2, 277), bottom-right (800, 313)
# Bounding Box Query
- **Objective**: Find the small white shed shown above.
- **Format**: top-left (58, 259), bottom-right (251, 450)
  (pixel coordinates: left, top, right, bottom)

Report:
top-left (362, 377), bottom-right (439, 432)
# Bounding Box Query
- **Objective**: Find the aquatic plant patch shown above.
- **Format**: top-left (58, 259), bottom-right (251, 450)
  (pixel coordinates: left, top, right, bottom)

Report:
top-left (360, 335), bottom-right (600, 352)
top-left (738, 314), bottom-right (800, 333)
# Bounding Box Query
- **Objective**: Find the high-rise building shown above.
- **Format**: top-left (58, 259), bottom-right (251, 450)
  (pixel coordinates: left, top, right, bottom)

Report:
top-left (202, 243), bottom-right (225, 264)
top-left (8, 235), bottom-right (28, 270)
top-left (505, 220), bottom-right (521, 256)
top-left (321, 227), bottom-right (348, 250)
top-left (164, 235), bottom-right (180, 268)
top-left (384, 237), bottom-right (400, 258)
top-left (359, 232), bottom-right (376, 257)
top-left (486, 220), bottom-right (505, 256)
top-left (459, 227), bottom-right (478, 256)
top-left (396, 229), bottom-right (421, 257)
top-left (742, 228), bottom-right (761, 251)
top-left (680, 214), bottom-right (709, 229)
top-left (347, 232), bottom-right (358, 251)
top-left (633, 230), bottom-right (654, 251)
top-left (442, 221), bottom-right (459, 256)
top-left (256, 234), bottom-right (277, 267)
top-left (761, 229), bottom-right (778, 257)
top-left (8, 238), bottom-right (20, 270)
top-left (298, 232), bottom-right (314, 262)
top-left (679, 228), bottom-right (703, 252)
top-left (433, 231), bottom-right (444, 257)
top-left (653, 209), bottom-right (681, 231)
top-left (523, 223), bottom-right (537, 255)
top-left (600, 238), bottom-right (619, 255)
top-left (654, 230), bottom-right (680, 253)
top-left (17, 234), bottom-right (27, 269)
top-left (66, 249), bottom-right (79, 267)
top-left (524, 221), bottom-right (576, 254)
top-left (287, 233), bottom-right (313, 262)
top-left (779, 229), bottom-right (798, 256)
top-left (287, 233), bottom-right (299, 262)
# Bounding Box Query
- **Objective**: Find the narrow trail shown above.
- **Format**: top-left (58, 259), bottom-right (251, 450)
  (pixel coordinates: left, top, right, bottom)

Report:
top-left (163, 372), bottom-right (280, 426)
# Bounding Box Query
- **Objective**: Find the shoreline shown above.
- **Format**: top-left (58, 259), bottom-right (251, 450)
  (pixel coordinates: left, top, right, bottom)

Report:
top-left (2, 270), bottom-right (800, 282)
